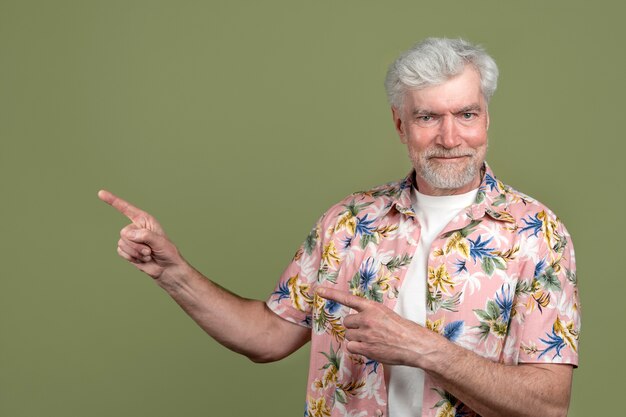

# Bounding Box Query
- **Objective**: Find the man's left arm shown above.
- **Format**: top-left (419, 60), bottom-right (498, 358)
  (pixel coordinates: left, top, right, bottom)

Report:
top-left (316, 287), bottom-right (573, 417)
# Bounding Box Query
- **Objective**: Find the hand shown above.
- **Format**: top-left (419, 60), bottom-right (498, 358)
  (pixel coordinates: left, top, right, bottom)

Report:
top-left (98, 190), bottom-right (186, 280)
top-left (316, 287), bottom-right (439, 367)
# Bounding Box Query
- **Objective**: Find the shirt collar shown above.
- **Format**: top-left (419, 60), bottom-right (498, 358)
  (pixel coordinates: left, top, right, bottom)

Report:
top-left (389, 162), bottom-right (515, 223)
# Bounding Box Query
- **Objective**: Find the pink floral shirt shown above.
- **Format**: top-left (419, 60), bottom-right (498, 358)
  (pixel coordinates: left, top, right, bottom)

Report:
top-left (267, 164), bottom-right (580, 417)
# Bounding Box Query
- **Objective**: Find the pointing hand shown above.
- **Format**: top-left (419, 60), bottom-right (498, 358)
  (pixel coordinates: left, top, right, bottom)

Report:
top-left (316, 287), bottom-right (438, 367)
top-left (98, 190), bottom-right (186, 280)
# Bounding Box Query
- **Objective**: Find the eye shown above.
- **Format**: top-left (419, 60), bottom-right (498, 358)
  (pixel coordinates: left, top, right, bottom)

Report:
top-left (416, 115), bottom-right (436, 126)
top-left (462, 112), bottom-right (475, 120)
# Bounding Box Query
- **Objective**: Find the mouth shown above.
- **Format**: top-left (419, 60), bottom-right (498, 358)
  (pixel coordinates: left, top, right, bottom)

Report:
top-left (429, 155), bottom-right (471, 161)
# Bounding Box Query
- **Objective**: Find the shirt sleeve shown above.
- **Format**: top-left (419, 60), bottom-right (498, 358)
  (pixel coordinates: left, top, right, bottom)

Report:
top-left (517, 217), bottom-right (580, 366)
top-left (265, 212), bottom-right (326, 328)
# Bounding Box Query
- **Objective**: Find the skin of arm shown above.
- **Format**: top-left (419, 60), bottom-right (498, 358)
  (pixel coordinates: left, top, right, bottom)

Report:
top-left (317, 287), bottom-right (572, 417)
top-left (98, 190), bottom-right (310, 363)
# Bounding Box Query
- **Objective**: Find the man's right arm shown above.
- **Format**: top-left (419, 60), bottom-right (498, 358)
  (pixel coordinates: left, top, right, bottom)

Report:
top-left (98, 190), bottom-right (310, 363)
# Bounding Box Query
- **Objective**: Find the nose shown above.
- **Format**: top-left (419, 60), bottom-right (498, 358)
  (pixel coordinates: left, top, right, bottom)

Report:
top-left (436, 116), bottom-right (462, 149)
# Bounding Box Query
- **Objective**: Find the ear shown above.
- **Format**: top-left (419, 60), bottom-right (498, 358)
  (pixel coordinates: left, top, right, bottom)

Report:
top-left (485, 107), bottom-right (490, 131)
top-left (391, 106), bottom-right (407, 144)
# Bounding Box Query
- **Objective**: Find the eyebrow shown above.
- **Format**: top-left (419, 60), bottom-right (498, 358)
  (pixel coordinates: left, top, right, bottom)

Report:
top-left (456, 104), bottom-right (483, 113)
top-left (411, 103), bottom-right (483, 116)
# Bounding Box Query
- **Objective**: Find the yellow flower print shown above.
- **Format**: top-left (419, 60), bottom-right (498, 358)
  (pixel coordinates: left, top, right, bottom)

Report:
top-left (537, 210), bottom-right (564, 256)
top-left (553, 316), bottom-right (579, 352)
top-left (427, 318), bottom-right (445, 333)
top-left (375, 223), bottom-right (398, 238)
top-left (428, 264), bottom-right (455, 295)
top-left (374, 271), bottom-right (397, 292)
top-left (307, 396), bottom-right (331, 417)
top-left (321, 365), bottom-right (338, 388)
top-left (321, 241), bottom-right (341, 269)
top-left (436, 403), bottom-right (457, 417)
top-left (335, 212), bottom-right (357, 235)
top-left (287, 274), bottom-right (313, 312)
top-left (444, 231), bottom-right (470, 259)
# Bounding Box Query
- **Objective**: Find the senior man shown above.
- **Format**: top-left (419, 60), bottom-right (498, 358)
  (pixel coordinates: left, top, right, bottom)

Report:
top-left (99, 38), bottom-right (579, 417)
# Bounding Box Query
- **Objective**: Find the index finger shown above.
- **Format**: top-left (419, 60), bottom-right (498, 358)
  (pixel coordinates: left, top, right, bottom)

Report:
top-left (97, 189), bottom-right (146, 222)
top-left (316, 287), bottom-right (369, 312)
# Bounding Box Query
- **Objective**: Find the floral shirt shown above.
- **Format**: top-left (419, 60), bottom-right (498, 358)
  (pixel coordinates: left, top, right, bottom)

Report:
top-left (267, 163), bottom-right (580, 417)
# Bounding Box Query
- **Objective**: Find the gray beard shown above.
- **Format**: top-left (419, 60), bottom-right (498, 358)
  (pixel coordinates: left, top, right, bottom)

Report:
top-left (414, 146), bottom-right (486, 191)
top-left (418, 158), bottom-right (481, 189)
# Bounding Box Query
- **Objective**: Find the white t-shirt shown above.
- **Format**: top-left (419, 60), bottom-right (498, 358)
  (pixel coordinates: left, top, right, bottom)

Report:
top-left (387, 186), bottom-right (478, 416)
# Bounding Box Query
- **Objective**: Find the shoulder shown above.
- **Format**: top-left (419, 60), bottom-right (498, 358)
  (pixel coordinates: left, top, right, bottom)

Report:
top-left (495, 179), bottom-right (574, 256)
top-left (316, 177), bottom-right (406, 228)
top-left (487, 174), bottom-right (563, 226)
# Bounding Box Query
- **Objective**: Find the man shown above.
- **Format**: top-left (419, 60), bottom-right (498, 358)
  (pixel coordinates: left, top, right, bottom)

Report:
top-left (99, 38), bottom-right (579, 417)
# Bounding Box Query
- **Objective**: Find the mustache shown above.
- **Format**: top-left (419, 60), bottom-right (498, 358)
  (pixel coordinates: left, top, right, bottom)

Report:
top-left (424, 147), bottom-right (476, 158)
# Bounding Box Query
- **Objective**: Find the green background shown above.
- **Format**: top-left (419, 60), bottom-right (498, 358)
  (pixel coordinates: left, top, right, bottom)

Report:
top-left (1, 1), bottom-right (622, 416)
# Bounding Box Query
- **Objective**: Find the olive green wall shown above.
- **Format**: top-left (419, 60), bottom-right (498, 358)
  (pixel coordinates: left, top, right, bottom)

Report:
top-left (1, 1), bottom-right (622, 416)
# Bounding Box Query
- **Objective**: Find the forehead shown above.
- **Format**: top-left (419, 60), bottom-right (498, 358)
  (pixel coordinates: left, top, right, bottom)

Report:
top-left (402, 66), bottom-right (485, 112)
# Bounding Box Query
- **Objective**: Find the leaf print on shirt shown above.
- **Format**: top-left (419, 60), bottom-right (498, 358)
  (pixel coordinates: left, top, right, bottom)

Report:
top-left (473, 286), bottom-right (514, 340)
top-left (536, 263), bottom-right (562, 293)
top-left (317, 263), bottom-right (338, 284)
top-left (495, 284), bottom-right (514, 323)
top-left (468, 235), bottom-right (507, 276)
top-left (537, 316), bottom-right (579, 361)
top-left (349, 257), bottom-right (393, 303)
top-left (519, 210), bottom-right (566, 257)
top-left (355, 214), bottom-right (376, 237)
top-left (315, 343), bottom-right (340, 391)
top-left (485, 172), bottom-right (498, 191)
top-left (335, 200), bottom-right (374, 235)
top-left (313, 294), bottom-right (345, 341)
top-left (441, 219), bottom-right (482, 239)
top-left (516, 260), bottom-right (552, 314)
top-left (272, 281), bottom-right (292, 304)
top-left (431, 388), bottom-right (478, 417)
top-left (384, 253), bottom-right (412, 272)
top-left (442, 320), bottom-right (465, 342)
top-left (335, 379), bottom-right (367, 405)
top-left (427, 290), bottom-right (462, 314)
top-left (304, 225), bottom-right (320, 256)
top-left (519, 213), bottom-right (543, 237)
top-left (485, 208), bottom-right (516, 223)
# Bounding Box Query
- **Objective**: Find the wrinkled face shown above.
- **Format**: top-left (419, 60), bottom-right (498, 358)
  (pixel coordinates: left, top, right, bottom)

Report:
top-left (392, 65), bottom-right (489, 196)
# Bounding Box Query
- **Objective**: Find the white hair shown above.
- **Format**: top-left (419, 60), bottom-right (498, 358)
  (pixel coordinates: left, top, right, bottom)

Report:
top-left (384, 37), bottom-right (499, 108)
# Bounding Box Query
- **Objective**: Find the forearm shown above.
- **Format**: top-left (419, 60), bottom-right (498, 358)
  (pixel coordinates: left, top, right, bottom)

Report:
top-left (156, 263), bottom-right (305, 362)
top-left (420, 335), bottom-right (572, 417)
